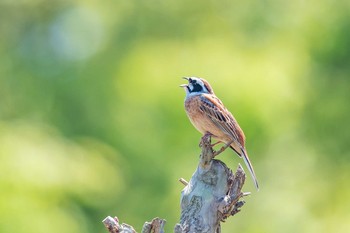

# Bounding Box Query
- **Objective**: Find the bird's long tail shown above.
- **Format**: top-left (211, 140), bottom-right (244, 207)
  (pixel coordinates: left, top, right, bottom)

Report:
top-left (240, 148), bottom-right (259, 190)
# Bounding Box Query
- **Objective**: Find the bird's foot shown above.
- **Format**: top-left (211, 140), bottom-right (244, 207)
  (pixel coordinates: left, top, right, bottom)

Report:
top-left (199, 133), bottom-right (213, 147)
top-left (213, 140), bottom-right (234, 157)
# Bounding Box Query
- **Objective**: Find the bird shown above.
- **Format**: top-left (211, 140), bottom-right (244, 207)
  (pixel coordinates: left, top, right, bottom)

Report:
top-left (180, 77), bottom-right (259, 190)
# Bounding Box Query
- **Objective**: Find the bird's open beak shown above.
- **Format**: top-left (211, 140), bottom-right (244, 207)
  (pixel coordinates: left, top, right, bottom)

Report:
top-left (180, 77), bottom-right (189, 88)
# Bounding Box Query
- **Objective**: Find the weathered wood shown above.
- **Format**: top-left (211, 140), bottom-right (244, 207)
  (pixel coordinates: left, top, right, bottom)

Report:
top-left (142, 218), bottom-right (166, 233)
top-left (102, 216), bottom-right (166, 233)
top-left (174, 134), bottom-right (247, 233)
top-left (102, 135), bottom-right (248, 233)
top-left (102, 216), bottom-right (136, 233)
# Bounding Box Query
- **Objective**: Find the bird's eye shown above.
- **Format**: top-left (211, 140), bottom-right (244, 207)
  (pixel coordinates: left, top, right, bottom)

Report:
top-left (189, 78), bottom-right (193, 83)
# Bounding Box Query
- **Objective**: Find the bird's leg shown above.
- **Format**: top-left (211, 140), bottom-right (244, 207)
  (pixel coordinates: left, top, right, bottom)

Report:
top-left (213, 140), bottom-right (234, 157)
top-left (199, 132), bottom-right (213, 147)
top-left (201, 132), bottom-right (221, 147)
top-left (211, 141), bottom-right (222, 147)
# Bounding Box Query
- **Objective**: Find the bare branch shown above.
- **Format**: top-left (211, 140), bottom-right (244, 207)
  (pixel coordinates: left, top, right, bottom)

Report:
top-left (179, 178), bottom-right (189, 186)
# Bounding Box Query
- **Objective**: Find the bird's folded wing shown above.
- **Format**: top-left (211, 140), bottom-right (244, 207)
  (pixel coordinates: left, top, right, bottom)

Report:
top-left (199, 94), bottom-right (245, 147)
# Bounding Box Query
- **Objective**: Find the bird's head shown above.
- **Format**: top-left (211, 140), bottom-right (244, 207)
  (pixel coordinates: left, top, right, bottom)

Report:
top-left (180, 77), bottom-right (214, 96)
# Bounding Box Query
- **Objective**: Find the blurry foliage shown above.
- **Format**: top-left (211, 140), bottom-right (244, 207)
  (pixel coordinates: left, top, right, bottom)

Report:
top-left (303, 14), bottom-right (350, 160)
top-left (0, 0), bottom-right (350, 233)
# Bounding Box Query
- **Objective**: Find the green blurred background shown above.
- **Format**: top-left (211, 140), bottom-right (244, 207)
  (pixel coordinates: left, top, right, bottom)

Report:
top-left (1, 0), bottom-right (350, 232)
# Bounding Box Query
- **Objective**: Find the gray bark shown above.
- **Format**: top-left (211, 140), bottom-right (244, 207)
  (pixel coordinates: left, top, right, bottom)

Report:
top-left (174, 134), bottom-right (247, 233)
top-left (102, 216), bottom-right (166, 233)
top-left (102, 134), bottom-right (248, 233)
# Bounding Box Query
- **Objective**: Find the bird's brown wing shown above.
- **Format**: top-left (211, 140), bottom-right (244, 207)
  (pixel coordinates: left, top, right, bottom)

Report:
top-left (199, 93), bottom-right (245, 147)
top-left (199, 93), bottom-right (259, 190)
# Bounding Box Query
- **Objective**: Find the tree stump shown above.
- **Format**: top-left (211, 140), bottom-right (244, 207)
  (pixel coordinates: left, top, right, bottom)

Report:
top-left (102, 135), bottom-right (248, 233)
top-left (174, 134), bottom-right (247, 233)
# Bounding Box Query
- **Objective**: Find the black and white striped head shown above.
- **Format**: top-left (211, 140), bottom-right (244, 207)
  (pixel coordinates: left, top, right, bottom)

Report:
top-left (180, 77), bottom-right (214, 96)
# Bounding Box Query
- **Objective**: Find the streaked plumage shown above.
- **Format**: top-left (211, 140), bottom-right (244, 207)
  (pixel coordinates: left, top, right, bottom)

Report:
top-left (180, 77), bottom-right (259, 190)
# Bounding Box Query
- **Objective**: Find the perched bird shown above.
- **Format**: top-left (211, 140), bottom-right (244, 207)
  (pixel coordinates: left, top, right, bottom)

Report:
top-left (180, 77), bottom-right (259, 190)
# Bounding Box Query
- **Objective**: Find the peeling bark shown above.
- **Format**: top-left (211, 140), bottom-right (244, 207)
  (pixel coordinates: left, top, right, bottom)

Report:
top-left (102, 217), bottom-right (166, 233)
top-left (102, 216), bottom-right (136, 233)
top-left (102, 135), bottom-right (248, 233)
top-left (175, 134), bottom-right (247, 233)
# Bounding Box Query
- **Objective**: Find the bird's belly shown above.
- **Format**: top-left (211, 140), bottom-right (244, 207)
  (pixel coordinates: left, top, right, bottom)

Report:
top-left (185, 97), bottom-right (231, 143)
top-left (187, 110), bottom-right (213, 134)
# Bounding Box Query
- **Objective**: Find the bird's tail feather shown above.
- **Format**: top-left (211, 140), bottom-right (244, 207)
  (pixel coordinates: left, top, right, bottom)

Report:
top-left (240, 149), bottom-right (259, 190)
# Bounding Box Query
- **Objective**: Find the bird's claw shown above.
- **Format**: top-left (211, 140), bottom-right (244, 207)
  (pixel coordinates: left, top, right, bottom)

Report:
top-left (199, 133), bottom-right (212, 147)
